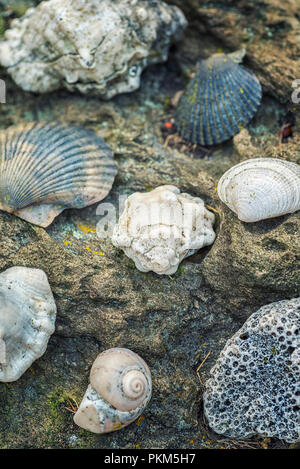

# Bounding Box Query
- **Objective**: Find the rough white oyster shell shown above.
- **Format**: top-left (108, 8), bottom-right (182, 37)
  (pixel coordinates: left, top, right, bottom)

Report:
top-left (111, 185), bottom-right (216, 275)
top-left (0, 0), bottom-right (187, 99)
top-left (0, 267), bottom-right (57, 382)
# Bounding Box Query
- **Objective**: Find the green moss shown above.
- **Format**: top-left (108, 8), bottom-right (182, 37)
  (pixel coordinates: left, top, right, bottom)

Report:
top-left (0, 17), bottom-right (5, 37)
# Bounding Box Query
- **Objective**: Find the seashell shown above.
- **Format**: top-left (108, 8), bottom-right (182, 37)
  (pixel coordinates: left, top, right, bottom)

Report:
top-left (74, 348), bottom-right (152, 434)
top-left (111, 185), bottom-right (216, 275)
top-left (0, 266), bottom-right (57, 382)
top-left (217, 158), bottom-right (300, 222)
top-left (0, 0), bottom-right (187, 99)
top-left (175, 51), bottom-right (262, 146)
top-left (0, 122), bottom-right (118, 227)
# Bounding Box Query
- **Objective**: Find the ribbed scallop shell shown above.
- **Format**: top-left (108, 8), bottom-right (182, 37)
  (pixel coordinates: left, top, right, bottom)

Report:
top-left (217, 158), bottom-right (300, 222)
top-left (0, 122), bottom-right (118, 227)
top-left (175, 53), bottom-right (262, 146)
top-left (74, 348), bottom-right (152, 434)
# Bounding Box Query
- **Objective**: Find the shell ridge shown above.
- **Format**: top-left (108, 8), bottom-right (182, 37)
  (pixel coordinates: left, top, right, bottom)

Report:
top-left (214, 71), bottom-right (234, 141)
top-left (219, 71), bottom-right (241, 134)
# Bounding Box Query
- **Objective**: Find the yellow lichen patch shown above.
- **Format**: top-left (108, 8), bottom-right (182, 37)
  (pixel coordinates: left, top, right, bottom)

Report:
top-left (92, 250), bottom-right (104, 256)
top-left (136, 415), bottom-right (144, 426)
top-left (78, 225), bottom-right (97, 233)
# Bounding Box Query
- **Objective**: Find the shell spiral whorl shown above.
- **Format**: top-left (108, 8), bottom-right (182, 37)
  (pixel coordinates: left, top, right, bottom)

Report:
top-left (122, 368), bottom-right (148, 401)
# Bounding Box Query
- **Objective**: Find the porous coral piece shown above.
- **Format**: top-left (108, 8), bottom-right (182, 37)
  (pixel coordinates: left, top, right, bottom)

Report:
top-left (111, 185), bottom-right (216, 275)
top-left (203, 298), bottom-right (300, 443)
top-left (0, 0), bottom-right (187, 99)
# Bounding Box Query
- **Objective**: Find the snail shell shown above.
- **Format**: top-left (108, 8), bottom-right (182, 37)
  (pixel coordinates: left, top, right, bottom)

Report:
top-left (175, 51), bottom-right (262, 146)
top-left (74, 348), bottom-right (152, 434)
top-left (0, 122), bottom-right (117, 227)
top-left (0, 267), bottom-right (56, 382)
top-left (217, 158), bottom-right (300, 222)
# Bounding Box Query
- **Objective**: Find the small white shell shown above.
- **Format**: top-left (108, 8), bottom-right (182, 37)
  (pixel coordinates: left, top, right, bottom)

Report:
top-left (74, 348), bottom-right (152, 434)
top-left (217, 158), bottom-right (300, 222)
top-left (0, 267), bottom-right (56, 382)
top-left (111, 185), bottom-right (216, 275)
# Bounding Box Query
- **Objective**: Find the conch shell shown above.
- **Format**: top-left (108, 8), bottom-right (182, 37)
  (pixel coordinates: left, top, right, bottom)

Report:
top-left (111, 185), bottom-right (216, 275)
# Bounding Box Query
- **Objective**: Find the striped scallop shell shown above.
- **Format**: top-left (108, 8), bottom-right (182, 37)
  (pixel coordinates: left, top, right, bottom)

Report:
top-left (175, 53), bottom-right (262, 146)
top-left (0, 122), bottom-right (117, 226)
top-left (217, 158), bottom-right (300, 222)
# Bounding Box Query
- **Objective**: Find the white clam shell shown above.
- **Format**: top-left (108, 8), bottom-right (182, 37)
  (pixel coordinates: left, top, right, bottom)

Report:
top-left (0, 0), bottom-right (187, 99)
top-left (0, 267), bottom-right (56, 382)
top-left (74, 348), bottom-right (152, 434)
top-left (111, 185), bottom-right (216, 275)
top-left (217, 158), bottom-right (300, 222)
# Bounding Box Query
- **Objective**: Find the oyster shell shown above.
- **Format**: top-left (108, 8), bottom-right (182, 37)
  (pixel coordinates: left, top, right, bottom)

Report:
top-left (175, 51), bottom-right (262, 146)
top-left (0, 122), bottom-right (118, 227)
top-left (0, 267), bottom-right (57, 382)
top-left (74, 348), bottom-right (152, 434)
top-left (0, 0), bottom-right (187, 99)
top-left (217, 158), bottom-right (300, 222)
top-left (111, 185), bottom-right (216, 275)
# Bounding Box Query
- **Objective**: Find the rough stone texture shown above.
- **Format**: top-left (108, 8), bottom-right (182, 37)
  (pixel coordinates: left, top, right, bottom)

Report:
top-left (0, 0), bottom-right (299, 450)
top-left (203, 298), bottom-right (300, 443)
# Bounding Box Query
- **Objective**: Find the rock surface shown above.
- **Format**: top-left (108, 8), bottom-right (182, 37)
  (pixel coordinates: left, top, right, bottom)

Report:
top-left (0, 0), bottom-right (299, 449)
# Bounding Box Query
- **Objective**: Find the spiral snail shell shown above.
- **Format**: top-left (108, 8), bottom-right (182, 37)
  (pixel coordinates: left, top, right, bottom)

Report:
top-left (74, 348), bottom-right (152, 434)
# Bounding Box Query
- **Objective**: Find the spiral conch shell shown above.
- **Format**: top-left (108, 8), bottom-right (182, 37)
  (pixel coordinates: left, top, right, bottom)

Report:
top-left (0, 122), bottom-right (117, 227)
top-left (175, 50), bottom-right (262, 146)
top-left (111, 185), bottom-right (216, 275)
top-left (74, 348), bottom-right (152, 434)
top-left (0, 267), bottom-right (56, 382)
top-left (217, 158), bottom-right (300, 222)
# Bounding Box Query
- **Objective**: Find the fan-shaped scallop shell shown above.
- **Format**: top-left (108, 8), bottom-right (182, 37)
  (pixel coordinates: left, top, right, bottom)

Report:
top-left (217, 158), bottom-right (300, 222)
top-left (74, 348), bottom-right (152, 434)
top-left (0, 122), bottom-right (118, 227)
top-left (175, 53), bottom-right (262, 146)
